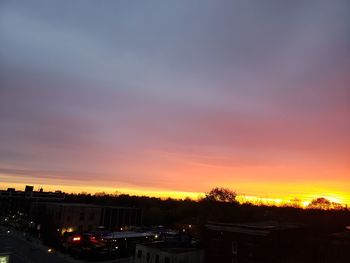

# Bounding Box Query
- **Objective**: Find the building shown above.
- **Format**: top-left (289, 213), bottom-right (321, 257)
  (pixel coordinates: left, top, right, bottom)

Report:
top-left (134, 241), bottom-right (205, 263)
top-left (322, 228), bottom-right (350, 262)
top-left (205, 221), bottom-right (303, 263)
top-left (30, 202), bottom-right (142, 233)
top-left (62, 231), bottom-right (158, 259)
top-left (0, 186), bottom-right (65, 215)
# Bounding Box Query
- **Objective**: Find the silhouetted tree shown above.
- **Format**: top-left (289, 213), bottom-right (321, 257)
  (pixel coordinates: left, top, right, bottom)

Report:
top-left (331, 202), bottom-right (344, 210)
top-left (307, 197), bottom-right (333, 210)
top-left (204, 187), bottom-right (237, 203)
top-left (283, 198), bottom-right (302, 208)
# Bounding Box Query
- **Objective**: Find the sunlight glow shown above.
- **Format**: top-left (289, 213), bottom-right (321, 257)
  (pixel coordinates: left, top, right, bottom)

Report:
top-left (1, 182), bottom-right (349, 207)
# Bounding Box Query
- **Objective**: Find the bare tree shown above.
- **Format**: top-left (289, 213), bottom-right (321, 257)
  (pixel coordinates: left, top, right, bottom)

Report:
top-left (204, 187), bottom-right (237, 203)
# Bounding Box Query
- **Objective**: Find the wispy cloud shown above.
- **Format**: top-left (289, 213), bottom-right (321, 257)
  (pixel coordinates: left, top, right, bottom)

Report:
top-left (0, 0), bottom-right (349, 198)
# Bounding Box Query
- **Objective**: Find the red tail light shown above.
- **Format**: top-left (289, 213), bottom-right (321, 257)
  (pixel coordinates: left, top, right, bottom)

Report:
top-left (73, 236), bottom-right (81, 242)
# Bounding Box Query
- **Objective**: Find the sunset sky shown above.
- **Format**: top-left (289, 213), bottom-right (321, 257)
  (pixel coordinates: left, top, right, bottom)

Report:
top-left (0, 1), bottom-right (349, 205)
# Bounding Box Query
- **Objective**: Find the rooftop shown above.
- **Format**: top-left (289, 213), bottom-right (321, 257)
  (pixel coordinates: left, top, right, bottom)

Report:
top-left (206, 221), bottom-right (301, 236)
top-left (103, 231), bottom-right (155, 239)
top-left (0, 189), bottom-right (65, 199)
top-left (329, 227), bottom-right (350, 240)
top-left (138, 241), bottom-right (200, 254)
top-left (33, 202), bottom-right (140, 210)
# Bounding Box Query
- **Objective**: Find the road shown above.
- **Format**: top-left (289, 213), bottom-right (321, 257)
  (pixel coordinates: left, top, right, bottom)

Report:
top-left (0, 227), bottom-right (133, 263)
top-left (0, 228), bottom-right (71, 263)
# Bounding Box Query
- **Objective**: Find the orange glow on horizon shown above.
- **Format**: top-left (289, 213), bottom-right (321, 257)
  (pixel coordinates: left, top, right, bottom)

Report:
top-left (1, 181), bottom-right (349, 207)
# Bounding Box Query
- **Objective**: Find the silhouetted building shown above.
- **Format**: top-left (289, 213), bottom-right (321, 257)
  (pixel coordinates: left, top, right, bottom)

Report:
top-left (321, 228), bottom-right (350, 263)
top-left (205, 221), bottom-right (303, 263)
top-left (30, 202), bottom-right (142, 233)
top-left (135, 241), bottom-right (205, 263)
top-left (0, 185), bottom-right (65, 215)
top-left (25, 185), bottom-right (34, 192)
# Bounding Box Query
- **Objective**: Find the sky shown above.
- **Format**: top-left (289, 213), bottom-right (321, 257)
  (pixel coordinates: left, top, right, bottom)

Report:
top-left (0, 1), bottom-right (349, 204)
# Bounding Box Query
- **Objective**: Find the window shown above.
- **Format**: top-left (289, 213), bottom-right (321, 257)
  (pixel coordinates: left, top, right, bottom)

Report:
top-left (89, 212), bottom-right (95, 220)
top-left (79, 212), bottom-right (85, 221)
top-left (164, 257), bottom-right (170, 263)
top-left (56, 212), bottom-right (61, 220)
top-left (232, 241), bottom-right (238, 255)
top-left (137, 250), bottom-right (142, 258)
top-left (155, 255), bottom-right (159, 263)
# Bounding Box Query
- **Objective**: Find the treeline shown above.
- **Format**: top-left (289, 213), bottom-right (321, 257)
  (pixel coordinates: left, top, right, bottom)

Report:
top-left (63, 190), bottom-right (350, 234)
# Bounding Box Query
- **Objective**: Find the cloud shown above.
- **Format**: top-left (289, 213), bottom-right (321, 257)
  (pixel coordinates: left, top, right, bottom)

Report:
top-left (0, 0), bottom-right (349, 194)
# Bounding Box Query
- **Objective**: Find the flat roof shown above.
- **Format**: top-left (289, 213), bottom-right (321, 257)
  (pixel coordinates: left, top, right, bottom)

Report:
top-left (0, 191), bottom-right (64, 199)
top-left (103, 231), bottom-right (155, 239)
top-left (329, 231), bottom-right (350, 240)
top-left (32, 202), bottom-right (140, 210)
top-left (206, 221), bottom-right (300, 236)
top-left (138, 242), bottom-right (200, 254)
